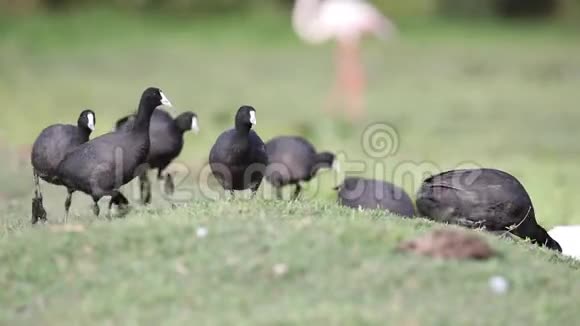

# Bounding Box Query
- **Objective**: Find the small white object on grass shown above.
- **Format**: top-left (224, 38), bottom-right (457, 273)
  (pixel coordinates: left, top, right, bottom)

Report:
top-left (489, 276), bottom-right (509, 295)
top-left (272, 263), bottom-right (289, 277)
top-left (196, 226), bottom-right (208, 239)
top-left (549, 225), bottom-right (580, 260)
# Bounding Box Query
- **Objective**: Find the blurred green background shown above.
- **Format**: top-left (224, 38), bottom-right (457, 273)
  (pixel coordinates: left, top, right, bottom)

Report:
top-left (0, 0), bottom-right (578, 18)
top-left (1, 0), bottom-right (580, 19)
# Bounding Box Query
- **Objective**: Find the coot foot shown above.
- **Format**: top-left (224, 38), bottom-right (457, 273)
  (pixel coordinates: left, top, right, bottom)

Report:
top-left (32, 171), bottom-right (48, 224)
top-left (109, 191), bottom-right (130, 218)
top-left (275, 187), bottom-right (283, 200)
top-left (31, 197), bottom-right (47, 225)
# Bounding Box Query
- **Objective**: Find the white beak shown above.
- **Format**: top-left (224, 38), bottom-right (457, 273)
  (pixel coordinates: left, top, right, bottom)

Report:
top-left (191, 117), bottom-right (200, 134)
top-left (249, 111), bottom-right (256, 126)
top-left (332, 160), bottom-right (340, 173)
top-left (87, 113), bottom-right (95, 131)
top-left (160, 91), bottom-right (172, 107)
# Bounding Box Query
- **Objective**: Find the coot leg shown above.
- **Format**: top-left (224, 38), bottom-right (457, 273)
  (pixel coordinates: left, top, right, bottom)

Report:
top-left (292, 184), bottom-right (302, 200)
top-left (139, 171), bottom-right (152, 205)
top-left (64, 189), bottom-right (74, 223)
top-left (275, 187), bottom-right (283, 200)
top-left (164, 173), bottom-right (175, 196)
top-left (31, 171), bottom-right (47, 224)
top-left (92, 198), bottom-right (101, 217)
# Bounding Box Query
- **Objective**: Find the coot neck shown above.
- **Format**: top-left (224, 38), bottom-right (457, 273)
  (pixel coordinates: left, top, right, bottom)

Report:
top-left (235, 122), bottom-right (252, 136)
top-left (232, 124), bottom-right (252, 152)
top-left (174, 122), bottom-right (188, 135)
top-left (311, 153), bottom-right (333, 176)
top-left (133, 102), bottom-right (156, 134)
top-left (77, 125), bottom-right (92, 140)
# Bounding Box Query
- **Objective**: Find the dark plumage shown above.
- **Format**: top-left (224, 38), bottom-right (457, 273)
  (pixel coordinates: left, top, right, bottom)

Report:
top-left (336, 177), bottom-right (416, 217)
top-left (265, 136), bottom-right (335, 199)
top-left (114, 110), bottom-right (199, 204)
top-left (416, 168), bottom-right (561, 251)
top-left (55, 87), bottom-right (172, 219)
top-left (30, 109), bottom-right (95, 224)
top-left (209, 106), bottom-right (267, 196)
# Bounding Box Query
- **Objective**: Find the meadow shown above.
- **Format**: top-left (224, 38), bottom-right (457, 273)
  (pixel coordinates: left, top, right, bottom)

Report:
top-left (0, 10), bottom-right (580, 324)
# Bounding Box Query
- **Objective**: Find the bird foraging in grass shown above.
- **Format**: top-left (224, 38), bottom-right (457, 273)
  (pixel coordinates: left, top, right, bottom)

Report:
top-left (335, 177), bottom-right (415, 217)
top-left (292, 0), bottom-right (396, 121)
top-left (416, 168), bottom-right (562, 252)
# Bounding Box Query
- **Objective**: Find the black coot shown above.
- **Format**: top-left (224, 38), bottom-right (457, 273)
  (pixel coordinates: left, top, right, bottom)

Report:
top-left (115, 110), bottom-right (199, 204)
top-left (265, 136), bottom-right (336, 199)
top-left (30, 109), bottom-right (96, 223)
top-left (416, 168), bottom-right (561, 251)
top-left (209, 106), bottom-right (267, 197)
top-left (55, 87), bottom-right (172, 219)
top-left (336, 177), bottom-right (415, 217)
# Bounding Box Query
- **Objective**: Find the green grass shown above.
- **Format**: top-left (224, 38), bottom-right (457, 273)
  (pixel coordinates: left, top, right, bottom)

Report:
top-left (1, 10), bottom-right (580, 324)
top-left (1, 201), bottom-right (579, 325)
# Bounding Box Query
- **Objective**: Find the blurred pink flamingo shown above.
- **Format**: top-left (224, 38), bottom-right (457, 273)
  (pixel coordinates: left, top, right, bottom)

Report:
top-left (292, 0), bottom-right (395, 121)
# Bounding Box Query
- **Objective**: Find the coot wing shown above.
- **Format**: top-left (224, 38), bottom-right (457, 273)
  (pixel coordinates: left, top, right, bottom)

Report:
top-left (57, 132), bottom-right (148, 195)
top-left (266, 137), bottom-right (315, 181)
top-left (32, 124), bottom-right (86, 177)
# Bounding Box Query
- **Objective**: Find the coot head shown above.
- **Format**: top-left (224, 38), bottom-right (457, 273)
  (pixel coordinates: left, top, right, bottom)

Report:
top-left (175, 112), bottom-right (199, 134)
top-left (139, 87), bottom-right (172, 114)
top-left (77, 109), bottom-right (96, 132)
top-left (544, 236), bottom-right (563, 252)
top-left (235, 106), bottom-right (256, 132)
top-left (132, 87), bottom-right (172, 131)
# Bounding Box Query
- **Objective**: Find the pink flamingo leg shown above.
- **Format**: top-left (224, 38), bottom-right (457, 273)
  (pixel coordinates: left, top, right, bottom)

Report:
top-left (344, 41), bottom-right (366, 121)
top-left (323, 44), bottom-right (345, 116)
top-left (336, 40), bottom-right (366, 121)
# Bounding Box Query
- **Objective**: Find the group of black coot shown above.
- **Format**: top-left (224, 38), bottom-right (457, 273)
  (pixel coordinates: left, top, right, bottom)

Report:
top-left (30, 87), bottom-right (561, 252)
top-left (31, 88), bottom-right (196, 222)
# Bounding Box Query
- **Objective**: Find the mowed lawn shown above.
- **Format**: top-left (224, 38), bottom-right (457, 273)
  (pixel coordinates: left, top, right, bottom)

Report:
top-left (0, 10), bottom-right (580, 324)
